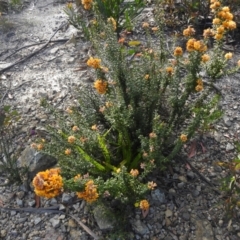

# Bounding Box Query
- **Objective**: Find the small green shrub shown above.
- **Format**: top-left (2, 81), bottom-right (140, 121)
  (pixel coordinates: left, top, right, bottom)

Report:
top-left (32, 1), bottom-right (240, 232)
top-left (0, 105), bottom-right (24, 185)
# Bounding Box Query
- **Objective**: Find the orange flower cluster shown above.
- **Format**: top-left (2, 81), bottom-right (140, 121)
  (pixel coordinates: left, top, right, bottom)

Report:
top-left (174, 47), bottom-right (183, 57)
top-left (76, 180), bottom-right (99, 203)
top-left (210, 1), bottom-right (237, 40)
top-left (186, 38), bottom-right (207, 52)
top-left (201, 54), bottom-right (210, 63)
top-left (81, 0), bottom-right (92, 10)
top-left (87, 57), bottom-right (101, 69)
top-left (32, 168), bottom-right (63, 198)
top-left (195, 78), bottom-right (203, 92)
top-left (139, 200), bottom-right (150, 211)
top-left (183, 26), bottom-right (195, 37)
top-left (94, 79), bottom-right (108, 94)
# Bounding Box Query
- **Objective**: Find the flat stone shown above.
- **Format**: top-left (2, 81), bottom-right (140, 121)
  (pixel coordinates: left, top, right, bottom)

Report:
top-left (195, 219), bottom-right (214, 240)
top-left (226, 143), bottom-right (234, 151)
top-left (93, 204), bottom-right (116, 230)
top-left (50, 217), bottom-right (60, 228)
top-left (151, 189), bottom-right (166, 204)
top-left (131, 218), bottom-right (149, 235)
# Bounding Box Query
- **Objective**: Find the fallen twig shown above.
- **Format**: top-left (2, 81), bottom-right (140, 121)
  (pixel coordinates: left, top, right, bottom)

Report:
top-left (0, 22), bottom-right (68, 75)
top-left (68, 213), bottom-right (100, 240)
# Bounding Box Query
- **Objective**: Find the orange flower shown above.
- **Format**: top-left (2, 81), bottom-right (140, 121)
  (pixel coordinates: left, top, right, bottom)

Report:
top-left (222, 6), bottom-right (230, 12)
top-left (76, 180), bottom-right (99, 203)
top-left (166, 66), bottom-right (174, 75)
top-left (186, 38), bottom-right (195, 52)
top-left (174, 47), bottom-right (183, 57)
top-left (145, 74), bottom-right (150, 80)
top-left (203, 28), bottom-right (214, 38)
top-left (225, 52), bottom-right (233, 60)
top-left (148, 181), bottom-right (157, 190)
top-left (68, 136), bottom-right (76, 144)
top-left (91, 124), bottom-right (98, 131)
top-left (87, 57), bottom-right (101, 69)
top-left (118, 37), bottom-right (125, 44)
top-left (72, 126), bottom-right (79, 132)
top-left (130, 169), bottom-right (139, 177)
top-left (213, 18), bottom-right (221, 25)
top-left (195, 84), bottom-right (203, 92)
top-left (142, 22), bottom-right (149, 28)
top-left (149, 132), bottom-right (157, 138)
top-left (151, 27), bottom-right (159, 31)
top-left (37, 143), bottom-right (44, 151)
top-left (32, 168), bottom-right (63, 198)
top-left (180, 134), bottom-right (187, 142)
top-left (94, 79), bottom-right (108, 94)
top-left (201, 54), bottom-right (210, 63)
top-left (214, 33), bottom-right (223, 40)
top-left (217, 26), bottom-right (225, 34)
top-left (65, 148), bottom-right (71, 155)
top-left (139, 200), bottom-right (150, 211)
top-left (66, 107), bottom-right (73, 114)
top-left (183, 26), bottom-right (195, 37)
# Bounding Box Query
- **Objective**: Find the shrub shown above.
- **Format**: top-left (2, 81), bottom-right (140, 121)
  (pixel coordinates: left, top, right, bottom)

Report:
top-left (33, 0), bottom-right (239, 229)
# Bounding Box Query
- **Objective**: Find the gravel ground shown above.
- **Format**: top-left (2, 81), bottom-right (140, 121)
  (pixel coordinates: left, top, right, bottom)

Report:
top-left (1, 0), bottom-right (240, 239)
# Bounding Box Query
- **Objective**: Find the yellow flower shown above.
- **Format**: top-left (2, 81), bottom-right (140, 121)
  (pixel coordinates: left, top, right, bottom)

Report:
top-left (224, 12), bottom-right (233, 21)
top-left (68, 136), bottom-right (76, 144)
top-left (145, 74), bottom-right (150, 80)
top-left (212, 18), bottom-right (221, 25)
top-left (76, 180), bottom-right (99, 203)
top-left (195, 84), bottom-right (203, 92)
top-left (210, 1), bottom-right (221, 10)
top-left (149, 132), bottom-right (157, 138)
top-left (142, 22), bottom-right (149, 28)
top-left (222, 6), bottom-right (230, 12)
top-left (94, 79), bottom-right (108, 94)
top-left (148, 181), bottom-right (157, 190)
top-left (80, 137), bottom-right (87, 143)
top-left (37, 143), bottom-right (44, 151)
top-left (166, 66), bottom-right (174, 75)
top-left (130, 169), bottom-right (139, 177)
top-left (183, 26), bottom-right (195, 37)
top-left (81, 0), bottom-right (92, 10)
top-left (105, 101), bottom-right (113, 108)
top-left (196, 79), bottom-right (203, 86)
top-left (186, 38), bottom-right (195, 52)
top-left (116, 168), bottom-right (121, 173)
top-left (65, 148), bottom-right (71, 155)
top-left (107, 17), bottom-right (117, 30)
top-left (139, 200), bottom-right (150, 211)
top-left (66, 2), bottom-right (73, 9)
top-left (226, 20), bottom-right (237, 30)
top-left (180, 134), bottom-right (187, 142)
top-left (91, 124), bottom-right (98, 131)
top-left (218, 10), bottom-right (227, 19)
top-left (72, 126), bottom-right (79, 132)
top-left (217, 26), bottom-right (225, 34)
top-left (74, 174), bottom-right (82, 181)
top-left (66, 107), bottom-right (73, 114)
top-left (201, 54), bottom-right (210, 63)
top-left (174, 47), bottom-right (183, 57)
top-left (87, 57), bottom-right (101, 69)
top-left (151, 27), bottom-right (159, 31)
top-left (32, 168), bottom-right (63, 198)
top-left (193, 40), bottom-right (207, 52)
top-left (203, 28), bottom-right (214, 38)
top-left (225, 52), bottom-right (233, 60)
top-left (214, 33), bottom-right (223, 40)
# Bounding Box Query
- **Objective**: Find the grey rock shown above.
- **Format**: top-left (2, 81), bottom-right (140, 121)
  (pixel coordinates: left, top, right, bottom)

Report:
top-left (151, 189), bottom-right (166, 204)
top-left (93, 204), bottom-right (116, 230)
top-left (17, 146), bottom-right (57, 179)
top-left (0, 230), bottom-right (7, 237)
top-left (61, 193), bottom-right (73, 204)
top-left (50, 217), bottom-right (60, 228)
top-left (131, 218), bottom-right (149, 235)
top-left (69, 229), bottom-right (82, 239)
top-left (187, 171), bottom-right (195, 179)
top-left (34, 217), bottom-right (42, 225)
top-left (28, 200), bottom-right (36, 207)
top-left (16, 198), bottom-right (23, 207)
top-left (226, 143), bottom-right (234, 151)
top-left (177, 182), bottom-right (185, 188)
top-left (182, 212), bottom-right (190, 221)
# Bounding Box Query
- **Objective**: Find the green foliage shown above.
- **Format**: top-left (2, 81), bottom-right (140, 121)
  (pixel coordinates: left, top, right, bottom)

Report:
top-left (218, 145), bottom-right (240, 218)
top-left (0, 106), bottom-right (24, 185)
top-left (64, 0), bottom-right (145, 35)
top-left (33, 1), bottom-right (240, 226)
